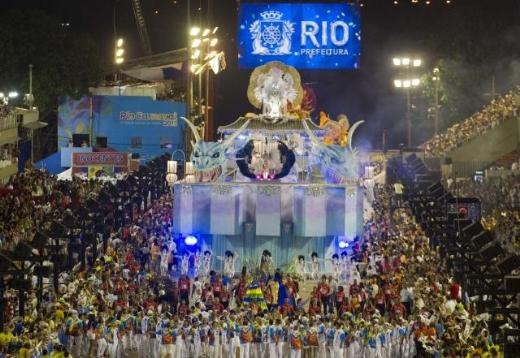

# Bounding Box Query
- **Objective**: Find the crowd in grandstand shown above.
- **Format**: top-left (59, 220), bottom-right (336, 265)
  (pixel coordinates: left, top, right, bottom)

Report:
top-left (424, 87), bottom-right (518, 158)
top-left (0, 158), bottom-right (501, 357)
top-left (450, 172), bottom-right (520, 252)
top-left (0, 169), bottom-right (102, 251)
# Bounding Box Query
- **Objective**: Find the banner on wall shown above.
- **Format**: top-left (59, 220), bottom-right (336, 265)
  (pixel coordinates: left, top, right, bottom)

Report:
top-left (72, 152), bottom-right (129, 167)
top-left (238, 2), bottom-right (361, 69)
top-left (72, 152), bottom-right (128, 177)
top-left (58, 96), bottom-right (185, 160)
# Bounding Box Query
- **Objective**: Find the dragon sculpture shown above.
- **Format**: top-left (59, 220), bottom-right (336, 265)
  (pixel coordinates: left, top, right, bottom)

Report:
top-left (303, 119), bottom-right (364, 184)
top-left (181, 117), bottom-right (251, 182)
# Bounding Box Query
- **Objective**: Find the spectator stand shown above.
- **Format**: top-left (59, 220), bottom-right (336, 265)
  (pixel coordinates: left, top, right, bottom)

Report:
top-left (388, 155), bottom-right (520, 355)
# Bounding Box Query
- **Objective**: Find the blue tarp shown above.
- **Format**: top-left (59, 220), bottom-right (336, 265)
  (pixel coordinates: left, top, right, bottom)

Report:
top-left (18, 140), bottom-right (31, 173)
top-left (35, 151), bottom-right (64, 174)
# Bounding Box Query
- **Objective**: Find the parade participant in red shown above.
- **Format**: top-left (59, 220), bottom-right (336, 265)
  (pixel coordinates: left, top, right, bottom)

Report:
top-left (237, 277), bottom-right (247, 305)
top-left (178, 299), bottom-right (189, 315)
top-left (213, 298), bottom-right (224, 314)
top-left (178, 274), bottom-right (190, 303)
top-left (375, 290), bottom-right (386, 316)
top-left (450, 281), bottom-right (461, 300)
top-left (220, 288), bottom-right (230, 309)
top-left (317, 275), bottom-right (331, 315)
top-left (279, 298), bottom-right (295, 317)
top-left (349, 279), bottom-right (360, 296)
top-left (391, 299), bottom-right (407, 321)
top-left (212, 276), bottom-right (224, 299)
top-left (308, 297), bottom-right (322, 316)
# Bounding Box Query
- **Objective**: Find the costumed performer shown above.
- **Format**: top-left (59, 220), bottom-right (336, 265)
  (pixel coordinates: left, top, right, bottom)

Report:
top-left (259, 250), bottom-right (273, 278)
top-left (330, 254), bottom-right (342, 280)
top-left (309, 252), bottom-right (324, 281)
top-left (201, 250), bottom-right (213, 278)
top-left (216, 250), bottom-right (238, 287)
top-left (295, 255), bottom-right (307, 281)
top-left (340, 251), bottom-right (350, 283)
top-left (178, 252), bottom-right (189, 276)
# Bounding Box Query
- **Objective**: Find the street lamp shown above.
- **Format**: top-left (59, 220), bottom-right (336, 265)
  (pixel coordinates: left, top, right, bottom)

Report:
top-left (114, 38), bottom-right (125, 65)
top-left (190, 25), bottom-right (222, 140)
top-left (394, 76), bottom-right (421, 147)
top-left (0, 91), bottom-right (18, 105)
top-left (393, 56), bottom-right (422, 147)
top-left (393, 56), bottom-right (421, 68)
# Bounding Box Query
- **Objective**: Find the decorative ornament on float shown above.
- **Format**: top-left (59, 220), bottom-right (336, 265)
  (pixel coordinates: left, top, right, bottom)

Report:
top-left (247, 61), bottom-right (303, 123)
top-left (235, 139), bottom-right (295, 180)
top-left (303, 119), bottom-right (364, 184)
top-left (181, 116), bottom-right (250, 182)
top-left (320, 112), bottom-right (351, 146)
top-left (301, 84), bottom-right (317, 113)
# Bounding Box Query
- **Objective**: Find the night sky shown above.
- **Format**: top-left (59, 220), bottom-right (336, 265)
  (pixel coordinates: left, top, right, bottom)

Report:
top-left (1, 0), bottom-right (520, 148)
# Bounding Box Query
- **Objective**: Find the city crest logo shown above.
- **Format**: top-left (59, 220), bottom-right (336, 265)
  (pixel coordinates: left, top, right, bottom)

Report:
top-left (249, 11), bottom-right (295, 55)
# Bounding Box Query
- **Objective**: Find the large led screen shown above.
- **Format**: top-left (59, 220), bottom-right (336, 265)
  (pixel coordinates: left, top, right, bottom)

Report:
top-left (238, 2), bottom-right (361, 69)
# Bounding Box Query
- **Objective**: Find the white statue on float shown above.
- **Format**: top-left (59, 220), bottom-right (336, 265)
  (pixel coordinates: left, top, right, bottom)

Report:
top-left (247, 61), bottom-right (303, 121)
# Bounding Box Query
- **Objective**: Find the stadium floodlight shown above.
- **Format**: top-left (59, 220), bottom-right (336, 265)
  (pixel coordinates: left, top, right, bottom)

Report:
top-left (191, 38), bottom-right (202, 48)
top-left (191, 49), bottom-right (201, 60)
top-left (190, 27), bottom-right (201, 36)
top-left (115, 38), bottom-right (125, 65)
top-left (8, 91), bottom-right (18, 98)
top-left (394, 80), bottom-right (403, 88)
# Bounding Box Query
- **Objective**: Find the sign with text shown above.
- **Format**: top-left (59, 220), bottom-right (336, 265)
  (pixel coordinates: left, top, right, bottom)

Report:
top-left (58, 95), bottom-right (185, 162)
top-left (238, 2), bottom-right (361, 69)
top-left (72, 152), bottom-right (129, 167)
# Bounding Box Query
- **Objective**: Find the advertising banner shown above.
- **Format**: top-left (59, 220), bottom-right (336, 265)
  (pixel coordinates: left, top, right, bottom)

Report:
top-left (72, 152), bottom-right (128, 177)
top-left (58, 96), bottom-right (185, 161)
top-left (72, 152), bottom-right (129, 167)
top-left (238, 2), bottom-right (361, 69)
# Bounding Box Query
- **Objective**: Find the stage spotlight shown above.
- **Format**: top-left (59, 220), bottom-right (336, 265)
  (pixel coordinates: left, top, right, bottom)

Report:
top-left (184, 235), bottom-right (198, 246)
top-left (339, 241), bottom-right (349, 249)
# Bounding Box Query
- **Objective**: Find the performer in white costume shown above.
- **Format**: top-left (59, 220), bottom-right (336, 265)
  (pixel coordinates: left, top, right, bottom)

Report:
top-left (309, 252), bottom-right (321, 281)
top-left (330, 254), bottom-right (341, 280)
top-left (201, 250), bottom-right (213, 278)
top-left (216, 250), bottom-right (238, 287)
top-left (295, 255), bottom-right (307, 280)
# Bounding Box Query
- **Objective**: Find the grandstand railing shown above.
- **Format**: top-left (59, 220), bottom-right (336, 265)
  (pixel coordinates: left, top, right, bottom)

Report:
top-left (0, 112), bottom-right (17, 131)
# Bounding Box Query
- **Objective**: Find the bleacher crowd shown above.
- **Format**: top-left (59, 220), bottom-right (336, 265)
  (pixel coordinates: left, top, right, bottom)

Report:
top-left (450, 173), bottom-right (520, 253)
top-left (0, 169), bottom-right (102, 251)
top-left (424, 87), bottom-right (519, 158)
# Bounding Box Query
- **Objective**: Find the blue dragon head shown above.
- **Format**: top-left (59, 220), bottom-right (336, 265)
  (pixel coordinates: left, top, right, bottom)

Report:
top-left (303, 119), bottom-right (364, 184)
top-left (181, 117), bottom-right (250, 182)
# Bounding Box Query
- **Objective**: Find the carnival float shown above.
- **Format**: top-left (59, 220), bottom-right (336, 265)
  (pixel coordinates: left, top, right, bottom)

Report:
top-left (172, 61), bottom-right (364, 271)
